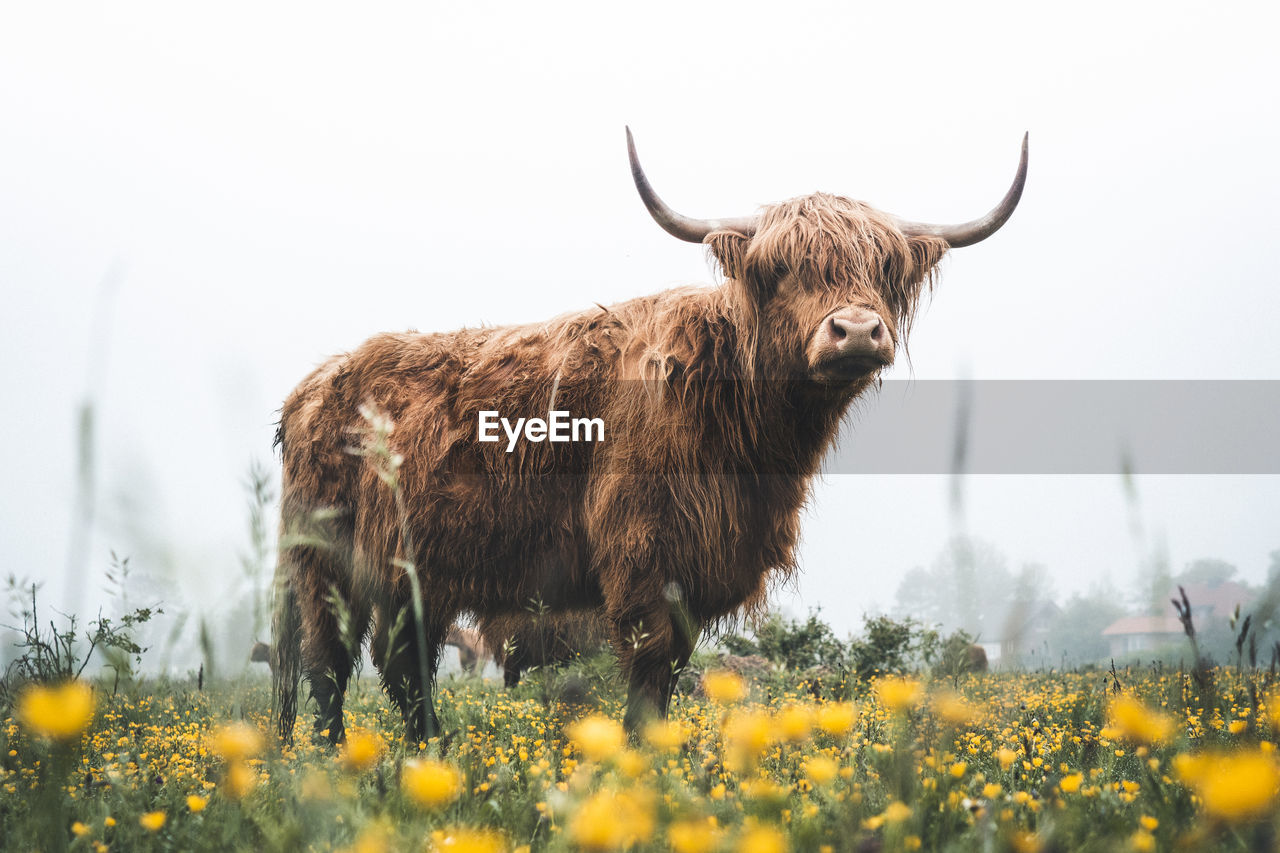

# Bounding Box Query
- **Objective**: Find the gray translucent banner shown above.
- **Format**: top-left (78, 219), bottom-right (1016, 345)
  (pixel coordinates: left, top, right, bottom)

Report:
top-left (827, 381), bottom-right (1280, 474)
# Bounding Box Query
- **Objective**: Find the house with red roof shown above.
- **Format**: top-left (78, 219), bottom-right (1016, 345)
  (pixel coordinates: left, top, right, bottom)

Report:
top-left (1100, 581), bottom-right (1255, 659)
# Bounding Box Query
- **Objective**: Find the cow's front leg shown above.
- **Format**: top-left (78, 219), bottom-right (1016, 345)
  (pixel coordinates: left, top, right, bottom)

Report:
top-left (607, 583), bottom-right (700, 732)
top-left (373, 600), bottom-right (450, 743)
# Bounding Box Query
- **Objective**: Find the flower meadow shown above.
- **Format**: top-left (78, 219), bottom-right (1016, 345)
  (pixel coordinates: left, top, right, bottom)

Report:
top-left (4, 665), bottom-right (1280, 852)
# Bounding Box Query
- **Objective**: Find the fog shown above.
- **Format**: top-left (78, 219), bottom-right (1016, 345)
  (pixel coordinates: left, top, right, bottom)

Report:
top-left (2, 1), bottom-right (1277, 670)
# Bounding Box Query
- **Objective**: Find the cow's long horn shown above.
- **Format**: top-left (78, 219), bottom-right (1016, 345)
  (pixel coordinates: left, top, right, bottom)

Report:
top-left (895, 133), bottom-right (1029, 248)
top-left (627, 127), bottom-right (757, 243)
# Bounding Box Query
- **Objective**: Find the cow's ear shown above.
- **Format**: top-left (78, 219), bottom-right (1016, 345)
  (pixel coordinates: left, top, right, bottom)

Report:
top-left (705, 230), bottom-right (750, 283)
top-left (906, 235), bottom-right (949, 280)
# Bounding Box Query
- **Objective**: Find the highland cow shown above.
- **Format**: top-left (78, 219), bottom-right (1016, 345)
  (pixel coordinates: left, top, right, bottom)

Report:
top-left (444, 625), bottom-right (490, 675)
top-left (272, 129), bottom-right (1028, 743)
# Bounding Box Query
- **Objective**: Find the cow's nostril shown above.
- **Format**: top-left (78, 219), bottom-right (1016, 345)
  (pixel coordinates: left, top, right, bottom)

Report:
top-left (870, 321), bottom-right (886, 343)
top-left (829, 317), bottom-right (847, 341)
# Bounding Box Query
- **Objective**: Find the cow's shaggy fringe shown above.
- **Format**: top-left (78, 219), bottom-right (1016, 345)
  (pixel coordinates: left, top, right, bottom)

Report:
top-left (272, 192), bottom-right (950, 743)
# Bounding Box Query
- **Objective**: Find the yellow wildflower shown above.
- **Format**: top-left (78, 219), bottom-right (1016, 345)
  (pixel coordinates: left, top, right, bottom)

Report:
top-left (883, 801), bottom-right (912, 823)
top-left (1139, 815), bottom-right (1158, 831)
top-left (570, 790), bottom-right (655, 850)
top-left (804, 756), bottom-right (839, 785)
top-left (741, 779), bottom-right (788, 804)
top-left (983, 783), bottom-right (1003, 799)
top-left (1107, 695), bottom-right (1174, 745)
top-left (815, 702), bottom-right (855, 735)
top-left (876, 678), bottom-right (922, 712)
top-left (210, 722), bottom-right (264, 762)
top-left (403, 759), bottom-right (463, 808)
top-left (350, 822), bottom-right (391, 853)
top-left (776, 704), bottom-right (813, 742)
top-left (187, 795), bottom-right (208, 813)
top-left (71, 821), bottom-right (90, 837)
top-left (1176, 749), bottom-right (1280, 821)
top-left (17, 681), bottom-right (94, 741)
top-left (997, 748), bottom-right (1018, 770)
top-left (949, 762), bottom-right (967, 778)
top-left (139, 811), bottom-right (166, 831)
top-left (669, 818), bottom-right (720, 853)
top-left (644, 720), bottom-right (688, 751)
top-left (723, 710), bottom-right (773, 771)
top-left (432, 827), bottom-right (507, 853)
top-left (1268, 696), bottom-right (1280, 731)
top-left (737, 824), bottom-right (788, 853)
top-left (933, 690), bottom-right (977, 725)
top-left (616, 749), bottom-right (648, 778)
top-left (224, 760), bottom-right (257, 799)
top-left (340, 728), bottom-right (384, 773)
top-left (1060, 773), bottom-right (1083, 793)
top-left (1010, 831), bottom-right (1042, 853)
top-left (566, 714), bottom-right (625, 763)
top-left (704, 671), bottom-right (747, 703)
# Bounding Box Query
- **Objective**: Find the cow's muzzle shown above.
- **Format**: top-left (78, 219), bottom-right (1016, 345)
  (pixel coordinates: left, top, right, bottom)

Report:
top-left (808, 308), bottom-right (894, 380)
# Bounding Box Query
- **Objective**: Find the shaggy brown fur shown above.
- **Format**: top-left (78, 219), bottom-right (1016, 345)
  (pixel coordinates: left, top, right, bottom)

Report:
top-left (479, 614), bottom-right (610, 688)
top-left (271, 193), bottom-right (950, 744)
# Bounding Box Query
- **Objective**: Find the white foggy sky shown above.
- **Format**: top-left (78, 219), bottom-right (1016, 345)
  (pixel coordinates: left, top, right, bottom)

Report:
top-left (1, 1), bottom-right (1278, 642)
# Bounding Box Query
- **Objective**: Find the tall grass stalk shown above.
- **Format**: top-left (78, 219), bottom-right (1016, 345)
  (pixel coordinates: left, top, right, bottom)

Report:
top-left (355, 404), bottom-right (435, 740)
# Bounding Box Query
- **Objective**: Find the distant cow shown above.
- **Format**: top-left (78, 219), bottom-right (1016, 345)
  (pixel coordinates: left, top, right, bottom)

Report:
top-left (250, 641), bottom-right (273, 671)
top-left (479, 613), bottom-right (609, 688)
top-left (444, 625), bottom-right (489, 675)
top-left (968, 644), bottom-right (989, 672)
top-left (272, 129), bottom-right (1028, 743)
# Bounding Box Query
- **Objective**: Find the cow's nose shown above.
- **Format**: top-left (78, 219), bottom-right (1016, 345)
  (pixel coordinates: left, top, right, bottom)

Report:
top-left (828, 313), bottom-right (890, 357)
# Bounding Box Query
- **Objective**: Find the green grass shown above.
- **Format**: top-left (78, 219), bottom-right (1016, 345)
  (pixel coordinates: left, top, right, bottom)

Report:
top-left (4, 662), bottom-right (1279, 852)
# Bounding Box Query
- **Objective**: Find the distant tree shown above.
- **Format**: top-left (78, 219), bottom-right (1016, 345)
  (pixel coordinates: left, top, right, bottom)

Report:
top-left (1175, 558), bottom-right (1238, 588)
top-left (1012, 562), bottom-right (1055, 605)
top-left (895, 566), bottom-right (941, 626)
top-left (1254, 550), bottom-right (1280, 639)
top-left (846, 614), bottom-right (939, 679)
top-left (1045, 585), bottom-right (1126, 667)
top-left (894, 536), bottom-right (1013, 638)
top-left (933, 629), bottom-right (981, 681)
top-left (722, 610), bottom-right (845, 671)
top-left (1132, 541), bottom-right (1173, 615)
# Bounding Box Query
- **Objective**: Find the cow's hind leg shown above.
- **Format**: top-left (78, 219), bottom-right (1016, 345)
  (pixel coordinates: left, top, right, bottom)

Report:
top-left (373, 599), bottom-right (452, 743)
top-left (503, 658), bottom-right (522, 689)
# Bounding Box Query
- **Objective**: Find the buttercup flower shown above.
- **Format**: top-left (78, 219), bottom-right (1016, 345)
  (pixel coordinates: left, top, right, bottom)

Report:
top-left (876, 678), bottom-right (922, 712)
top-left (1107, 695), bottom-right (1174, 745)
top-left (403, 759), bottom-right (463, 808)
top-left (17, 681), bottom-right (94, 741)
top-left (704, 671), bottom-right (747, 703)
top-left (566, 714), bottom-right (625, 763)
top-left (210, 722), bottom-right (264, 762)
top-left (340, 727), bottom-right (384, 772)
top-left (1175, 749), bottom-right (1280, 821)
